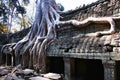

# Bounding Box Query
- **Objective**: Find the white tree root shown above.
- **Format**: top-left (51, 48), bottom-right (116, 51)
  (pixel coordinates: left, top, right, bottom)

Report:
top-left (58, 17), bottom-right (120, 36)
top-left (1, 0), bottom-right (120, 74)
top-left (11, 0), bottom-right (61, 72)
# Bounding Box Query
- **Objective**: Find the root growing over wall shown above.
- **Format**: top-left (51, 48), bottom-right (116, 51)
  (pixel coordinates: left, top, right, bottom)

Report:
top-left (1, 0), bottom-right (120, 74)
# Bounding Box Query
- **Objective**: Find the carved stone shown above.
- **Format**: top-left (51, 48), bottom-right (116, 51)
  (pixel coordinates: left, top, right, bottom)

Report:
top-left (63, 58), bottom-right (71, 80)
top-left (102, 60), bottom-right (116, 80)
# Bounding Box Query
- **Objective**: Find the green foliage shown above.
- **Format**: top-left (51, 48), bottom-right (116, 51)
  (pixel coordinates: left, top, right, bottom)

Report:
top-left (0, 0), bottom-right (31, 33)
top-left (57, 3), bottom-right (64, 11)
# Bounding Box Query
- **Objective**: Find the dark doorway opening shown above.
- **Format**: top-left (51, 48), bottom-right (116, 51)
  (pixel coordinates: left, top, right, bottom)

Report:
top-left (116, 61), bottom-right (120, 80)
top-left (46, 57), bottom-right (64, 74)
top-left (72, 59), bottom-right (104, 80)
top-left (1, 54), bottom-right (12, 66)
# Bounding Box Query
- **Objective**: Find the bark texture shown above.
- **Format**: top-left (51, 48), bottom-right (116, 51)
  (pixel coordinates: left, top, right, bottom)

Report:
top-left (1, 0), bottom-right (120, 74)
top-left (13, 0), bottom-right (60, 73)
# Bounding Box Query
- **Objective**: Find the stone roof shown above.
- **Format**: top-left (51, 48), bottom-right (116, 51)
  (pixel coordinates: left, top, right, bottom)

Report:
top-left (45, 0), bottom-right (120, 60)
top-left (61, 0), bottom-right (105, 16)
top-left (47, 34), bottom-right (120, 60)
top-left (61, 0), bottom-right (120, 21)
top-left (1, 0), bottom-right (120, 61)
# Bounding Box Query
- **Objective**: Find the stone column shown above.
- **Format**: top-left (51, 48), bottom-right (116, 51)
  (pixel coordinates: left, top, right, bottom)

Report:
top-left (63, 58), bottom-right (71, 80)
top-left (102, 60), bottom-right (116, 80)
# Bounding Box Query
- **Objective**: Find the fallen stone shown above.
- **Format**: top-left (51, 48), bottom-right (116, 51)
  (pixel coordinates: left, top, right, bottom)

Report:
top-left (42, 73), bottom-right (61, 80)
top-left (0, 69), bottom-right (10, 76)
top-left (5, 74), bottom-right (23, 80)
top-left (22, 69), bottom-right (34, 75)
top-left (29, 76), bottom-right (50, 80)
top-left (4, 76), bottom-right (12, 80)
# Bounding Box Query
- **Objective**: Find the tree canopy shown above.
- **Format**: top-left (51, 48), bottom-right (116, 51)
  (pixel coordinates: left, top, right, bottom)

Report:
top-left (0, 0), bottom-right (32, 33)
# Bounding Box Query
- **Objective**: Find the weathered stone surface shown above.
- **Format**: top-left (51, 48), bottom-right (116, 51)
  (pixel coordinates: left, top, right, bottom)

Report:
top-left (0, 0), bottom-right (120, 72)
top-left (0, 0), bottom-right (120, 80)
top-left (42, 73), bottom-right (61, 80)
top-left (22, 69), bottom-right (34, 75)
top-left (102, 60), bottom-right (116, 80)
top-left (47, 34), bottom-right (120, 60)
top-left (29, 76), bottom-right (50, 80)
top-left (0, 65), bottom-right (62, 80)
top-left (5, 74), bottom-right (22, 80)
top-left (0, 69), bottom-right (10, 76)
top-left (62, 0), bottom-right (120, 21)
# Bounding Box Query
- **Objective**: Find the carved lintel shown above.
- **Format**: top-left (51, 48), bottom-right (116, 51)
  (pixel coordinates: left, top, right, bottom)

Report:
top-left (102, 60), bottom-right (115, 64)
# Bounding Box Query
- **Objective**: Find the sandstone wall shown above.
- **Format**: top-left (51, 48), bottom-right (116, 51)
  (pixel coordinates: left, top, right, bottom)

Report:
top-left (62, 0), bottom-right (120, 21)
top-left (1, 0), bottom-right (120, 44)
top-left (57, 0), bottom-right (120, 39)
top-left (46, 0), bottom-right (120, 59)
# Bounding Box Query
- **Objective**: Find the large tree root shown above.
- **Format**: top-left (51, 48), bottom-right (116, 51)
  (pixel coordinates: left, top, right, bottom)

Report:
top-left (1, 0), bottom-right (120, 74)
top-left (58, 17), bottom-right (120, 36)
top-left (12, 0), bottom-right (60, 73)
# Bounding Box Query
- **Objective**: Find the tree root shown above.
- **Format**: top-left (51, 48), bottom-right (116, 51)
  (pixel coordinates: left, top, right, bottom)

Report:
top-left (58, 17), bottom-right (120, 36)
top-left (2, 0), bottom-right (120, 74)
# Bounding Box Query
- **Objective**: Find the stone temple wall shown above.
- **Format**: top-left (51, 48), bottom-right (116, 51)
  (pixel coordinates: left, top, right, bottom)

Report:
top-left (57, 0), bottom-right (120, 39)
top-left (0, 0), bottom-right (120, 45)
top-left (62, 0), bottom-right (120, 21)
top-left (47, 0), bottom-right (120, 59)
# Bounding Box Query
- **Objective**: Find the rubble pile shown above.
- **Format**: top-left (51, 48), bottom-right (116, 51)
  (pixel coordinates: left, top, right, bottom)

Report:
top-left (0, 65), bottom-right (63, 80)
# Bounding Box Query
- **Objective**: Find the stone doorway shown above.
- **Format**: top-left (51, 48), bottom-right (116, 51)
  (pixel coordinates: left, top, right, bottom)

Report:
top-left (72, 58), bottom-right (104, 80)
top-left (46, 57), bottom-right (64, 74)
top-left (116, 61), bottom-right (120, 80)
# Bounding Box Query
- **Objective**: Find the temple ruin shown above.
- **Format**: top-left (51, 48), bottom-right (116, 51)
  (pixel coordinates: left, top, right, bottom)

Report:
top-left (1, 0), bottom-right (120, 80)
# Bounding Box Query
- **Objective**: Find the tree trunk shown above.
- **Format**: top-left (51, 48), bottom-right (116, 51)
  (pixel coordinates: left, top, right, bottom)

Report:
top-left (1, 0), bottom-right (120, 74)
top-left (11, 0), bottom-right (60, 73)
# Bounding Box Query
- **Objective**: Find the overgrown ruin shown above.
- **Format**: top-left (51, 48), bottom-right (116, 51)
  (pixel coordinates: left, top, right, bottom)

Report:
top-left (1, 0), bottom-right (120, 80)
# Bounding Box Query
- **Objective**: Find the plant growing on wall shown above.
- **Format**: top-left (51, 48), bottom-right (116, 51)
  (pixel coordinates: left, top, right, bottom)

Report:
top-left (1, 0), bottom-right (120, 74)
top-left (12, 0), bottom-right (61, 73)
